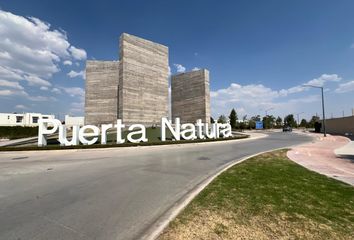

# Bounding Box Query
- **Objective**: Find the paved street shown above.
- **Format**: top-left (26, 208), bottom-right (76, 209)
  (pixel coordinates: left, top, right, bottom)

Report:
top-left (0, 132), bottom-right (312, 240)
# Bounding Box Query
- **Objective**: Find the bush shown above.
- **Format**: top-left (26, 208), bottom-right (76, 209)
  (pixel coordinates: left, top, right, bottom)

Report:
top-left (0, 126), bottom-right (38, 140)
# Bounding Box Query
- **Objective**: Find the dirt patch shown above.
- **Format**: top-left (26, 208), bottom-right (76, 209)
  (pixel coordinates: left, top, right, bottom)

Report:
top-left (159, 209), bottom-right (349, 240)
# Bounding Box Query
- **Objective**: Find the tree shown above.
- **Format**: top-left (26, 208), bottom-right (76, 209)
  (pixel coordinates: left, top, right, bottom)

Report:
top-left (210, 117), bottom-right (215, 123)
top-left (299, 119), bottom-right (307, 128)
top-left (284, 114), bottom-right (297, 128)
top-left (218, 115), bottom-right (227, 124)
top-left (229, 108), bottom-right (238, 129)
top-left (239, 121), bottom-right (246, 131)
top-left (275, 116), bottom-right (282, 128)
top-left (308, 115), bottom-right (320, 128)
top-left (262, 115), bottom-right (276, 129)
top-left (314, 121), bottom-right (322, 133)
top-left (251, 115), bottom-right (261, 122)
top-left (248, 115), bottom-right (261, 129)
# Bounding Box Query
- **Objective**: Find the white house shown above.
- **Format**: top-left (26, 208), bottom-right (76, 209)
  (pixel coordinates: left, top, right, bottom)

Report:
top-left (0, 113), bottom-right (55, 127)
top-left (64, 115), bottom-right (85, 127)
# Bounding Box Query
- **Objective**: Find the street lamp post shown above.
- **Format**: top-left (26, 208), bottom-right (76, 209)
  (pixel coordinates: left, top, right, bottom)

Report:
top-left (302, 85), bottom-right (326, 137)
top-left (295, 112), bottom-right (304, 128)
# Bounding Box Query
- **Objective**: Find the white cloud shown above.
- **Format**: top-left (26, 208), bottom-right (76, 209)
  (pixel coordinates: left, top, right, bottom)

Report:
top-left (0, 9), bottom-right (87, 103)
top-left (0, 51), bottom-right (12, 60)
top-left (306, 74), bottom-right (341, 87)
top-left (287, 95), bottom-right (320, 103)
top-left (0, 10), bottom-right (69, 78)
top-left (27, 95), bottom-right (57, 102)
top-left (212, 83), bottom-right (279, 108)
top-left (279, 74), bottom-right (341, 97)
top-left (63, 60), bottom-right (72, 66)
top-left (40, 86), bottom-right (49, 91)
top-left (69, 101), bottom-right (84, 114)
top-left (0, 66), bottom-right (22, 80)
top-left (51, 87), bottom-right (62, 94)
top-left (335, 80), bottom-right (354, 93)
top-left (279, 85), bottom-right (304, 96)
top-left (69, 46), bottom-right (87, 60)
top-left (192, 67), bottom-right (200, 71)
top-left (67, 70), bottom-right (85, 79)
top-left (0, 89), bottom-right (14, 96)
top-left (71, 102), bottom-right (84, 109)
top-left (210, 81), bottom-right (323, 118)
top-left (0, 79), bottom-right (23, 90)
top-left (61, 87), bottom-right (84, 98)
top-left (15, 104), bottom-right (28, 110)
top-left (174, 64), bottom-right (186, 73)
top-left (0, 86), bottom-right (56, 102)
top-left (24, 75), bottom-right (51, 87)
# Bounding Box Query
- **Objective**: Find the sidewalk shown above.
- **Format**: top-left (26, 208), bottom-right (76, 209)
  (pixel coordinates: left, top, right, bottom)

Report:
top-left (287, 133), bottom-right (354, 186)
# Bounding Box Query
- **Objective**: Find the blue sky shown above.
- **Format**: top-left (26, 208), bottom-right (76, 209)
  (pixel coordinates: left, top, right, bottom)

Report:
top-left (0, 0), bottom-right (353, 121)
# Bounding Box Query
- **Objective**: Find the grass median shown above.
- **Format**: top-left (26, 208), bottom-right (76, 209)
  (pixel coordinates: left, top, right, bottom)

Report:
top-left (159, 150), bottom-right (354, 240)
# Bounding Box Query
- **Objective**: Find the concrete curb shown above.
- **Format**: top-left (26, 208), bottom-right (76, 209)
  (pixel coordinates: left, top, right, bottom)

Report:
top-left (140, 144), bottom-right (305, 240)
top-left (335, 141), bottom-right (354, 158)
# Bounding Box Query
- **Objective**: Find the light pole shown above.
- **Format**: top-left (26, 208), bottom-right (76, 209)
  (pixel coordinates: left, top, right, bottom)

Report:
top-left (295, 112), bottom-right (304, 127)
top-left (302, 85), bottom-right (326, 137)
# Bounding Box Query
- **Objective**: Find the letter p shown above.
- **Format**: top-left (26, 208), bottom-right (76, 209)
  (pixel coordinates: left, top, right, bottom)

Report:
top-left (38, 119), bottom-right (61, 146)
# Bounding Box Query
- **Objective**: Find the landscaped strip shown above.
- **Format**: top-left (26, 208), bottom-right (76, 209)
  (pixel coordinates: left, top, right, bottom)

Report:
top-left (0, 126), bottom-right (39, 140)
top-left (159, 150), bottom-right (354, 240)
top-left (0, 134), bottom-right (248, 151)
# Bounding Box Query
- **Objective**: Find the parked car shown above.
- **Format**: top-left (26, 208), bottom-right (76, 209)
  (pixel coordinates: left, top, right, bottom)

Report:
top-left (283, 125), bottom-right (292, 132)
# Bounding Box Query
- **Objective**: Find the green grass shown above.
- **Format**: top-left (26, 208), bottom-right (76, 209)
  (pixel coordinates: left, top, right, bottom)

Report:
top-left (0, 126), bottom-right (38, 140)
top-left (105, 127), bottom-right (173, 143)
top-left (159, 150), bottom-right (354, 240)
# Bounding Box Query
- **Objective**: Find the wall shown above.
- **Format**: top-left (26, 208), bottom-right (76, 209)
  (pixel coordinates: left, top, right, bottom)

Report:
top-left (171, 69), bottom-right (211, 124)
top-left (325, 116), bottom-right (354, 135)
top-left (65, 115), bottom-right (85, 127)
top-left (119, 33), bottom-right (169, 126)
top-left (85, 60), bottom-right (119, 125)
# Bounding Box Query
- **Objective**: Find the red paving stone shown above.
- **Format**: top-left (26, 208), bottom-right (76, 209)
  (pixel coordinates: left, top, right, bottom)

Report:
top-left (287, 133), bottom-right (354, 186)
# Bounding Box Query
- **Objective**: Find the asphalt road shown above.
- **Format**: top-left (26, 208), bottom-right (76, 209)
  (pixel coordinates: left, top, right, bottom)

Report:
top-left (0, 132), bottom-right (312, 240)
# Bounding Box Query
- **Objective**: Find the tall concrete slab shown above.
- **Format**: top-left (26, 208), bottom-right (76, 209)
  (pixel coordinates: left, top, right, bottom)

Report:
top-left (171, 69), bottom-right (211, 124)
top-left (118, 33), bottom-right (169, 126)
top-left (85, 60), bottom-right (119, 125)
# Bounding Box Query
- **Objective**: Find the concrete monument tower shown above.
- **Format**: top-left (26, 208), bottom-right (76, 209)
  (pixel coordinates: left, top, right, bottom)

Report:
top-left (85, 61), bottom-right (119, 125)
top-left (171, 69), bottom-right (211, 124)
top-left (118, 33), bottom-right (169, 126)
top-left (85, 33), bottom-right (169, 126)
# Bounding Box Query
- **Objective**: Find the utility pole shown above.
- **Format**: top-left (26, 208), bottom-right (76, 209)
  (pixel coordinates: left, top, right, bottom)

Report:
top-left (302, 85), bottom-right (326, 137)
top-left (295, 112), bottom-right (304, 127)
